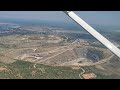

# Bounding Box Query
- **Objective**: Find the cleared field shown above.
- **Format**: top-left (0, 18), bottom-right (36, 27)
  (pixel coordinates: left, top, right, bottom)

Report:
top-left (0, 24), bottom-right (120, 79)
top-left (0, 34), bottom-right (113, 68)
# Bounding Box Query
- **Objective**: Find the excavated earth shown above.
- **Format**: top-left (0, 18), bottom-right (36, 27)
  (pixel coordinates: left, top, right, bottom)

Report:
top-left (0, 35), bottom-right (113, 67)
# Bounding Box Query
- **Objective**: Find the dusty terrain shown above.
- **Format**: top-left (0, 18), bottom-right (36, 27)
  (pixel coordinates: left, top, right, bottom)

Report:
top-left (0, 24), bottom-right (120, 79)
top-left (0, 34), bottom-right (113, 68)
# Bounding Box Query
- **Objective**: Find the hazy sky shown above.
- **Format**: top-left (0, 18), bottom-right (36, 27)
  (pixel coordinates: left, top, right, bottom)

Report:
top-left (0, 11), bottom-right (120, 26)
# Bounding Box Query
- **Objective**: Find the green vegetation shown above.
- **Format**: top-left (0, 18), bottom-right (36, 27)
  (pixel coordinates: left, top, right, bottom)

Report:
top-left (0, 60), bottom-right (82, 79)
top-left (95, 74), bottom-right (120, 79)
top-left (0, 43), bottom-right (17, 49)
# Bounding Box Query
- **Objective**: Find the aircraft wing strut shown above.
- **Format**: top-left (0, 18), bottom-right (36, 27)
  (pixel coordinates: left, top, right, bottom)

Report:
top-left (64, 11), bottom-right (120, 58)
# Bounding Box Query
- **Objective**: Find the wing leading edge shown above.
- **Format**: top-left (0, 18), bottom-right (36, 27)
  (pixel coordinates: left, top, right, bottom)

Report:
top-left (63, 11), bottom-right (120, 58)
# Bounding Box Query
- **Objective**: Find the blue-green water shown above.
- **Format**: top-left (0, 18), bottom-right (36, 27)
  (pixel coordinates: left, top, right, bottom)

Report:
top-left (0, 18), bottom-right (120, 42)
top-left (0, 18), bottom-right (120, 32)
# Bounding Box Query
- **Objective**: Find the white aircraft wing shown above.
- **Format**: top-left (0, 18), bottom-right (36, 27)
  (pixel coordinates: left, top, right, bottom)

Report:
top-left (64, 11), bottom-right (120, 58)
